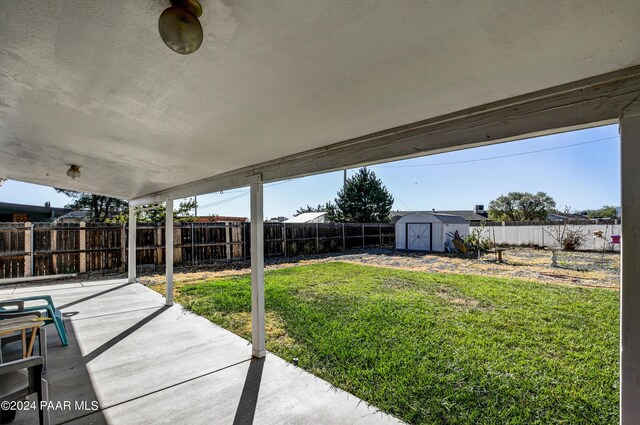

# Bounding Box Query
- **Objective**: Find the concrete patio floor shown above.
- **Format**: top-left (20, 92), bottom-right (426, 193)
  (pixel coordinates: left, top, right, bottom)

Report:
top-left (0, 279), bottom-right (401, 424)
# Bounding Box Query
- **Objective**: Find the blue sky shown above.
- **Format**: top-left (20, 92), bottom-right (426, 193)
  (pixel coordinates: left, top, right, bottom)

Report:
top-left (1, 124), bottom-right (620, 218)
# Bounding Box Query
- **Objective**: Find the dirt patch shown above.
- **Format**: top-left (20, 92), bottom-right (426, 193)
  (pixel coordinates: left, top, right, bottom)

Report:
top-left (435, 286), bottom-right (483, 309)
top-left (328, 248), bottom-right (619, 289)
top-left (140, 248), bottom-right (619, 290)
top-left (450, 298), bottom-right (479, 307)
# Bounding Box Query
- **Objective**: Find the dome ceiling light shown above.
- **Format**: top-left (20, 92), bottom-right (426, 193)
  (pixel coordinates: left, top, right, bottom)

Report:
top-left (67, 165), bottom-right (81, 179)
top-left (158, 0), bottom-right (204, 55)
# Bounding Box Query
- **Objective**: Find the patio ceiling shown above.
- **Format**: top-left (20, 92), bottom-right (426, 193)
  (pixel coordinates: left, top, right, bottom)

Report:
top-left (0, 1), bottom-right (639, 201)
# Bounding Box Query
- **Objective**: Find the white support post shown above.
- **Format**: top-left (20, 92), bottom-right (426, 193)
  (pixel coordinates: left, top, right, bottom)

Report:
top-left (165, 199), bottom-right (174, 306)
top-left (128, 207), bottom-right (137, 283)
top-left (250, 178), bottom-right (266, 358)
top-left (620, 98), bottom-right (640, 424)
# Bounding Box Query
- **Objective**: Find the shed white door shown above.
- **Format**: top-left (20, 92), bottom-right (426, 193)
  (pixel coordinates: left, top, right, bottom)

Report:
top-left (407, 223), bottom-right (431, 251)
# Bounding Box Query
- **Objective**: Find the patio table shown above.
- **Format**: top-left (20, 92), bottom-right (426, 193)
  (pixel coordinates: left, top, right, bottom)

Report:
top-left (0, 315), bottom-right (43, 358)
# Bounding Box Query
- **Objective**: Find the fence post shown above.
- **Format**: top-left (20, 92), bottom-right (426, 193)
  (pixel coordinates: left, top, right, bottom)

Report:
top-left (283, 222), bottom-right (287, 257)
top-left (226, 222), bottom-right (232, 260)
top-left (379, 223), bottom-right (382, 247)
top-left (316, 222), bottom-right (320, 254)
top-left (243, 222), bottom-right (247, 261)
top-left (342, 223), bottom-right (346, 251)
top-left (361, 223), bottom-right (365, 248)
top-left (120, 223), bottom-right (126, 270)
top-left (191, 222), bottom-right (195, 264)
top-left (156, 225), bottom-right (163, 265)
top-left (24, 222), bottom-right (33, 277)
top-left (50, 225), bottom-right (57, 274)
top-left (79, 222), bottom-right (87, 273)
top-left (174, 224), bottom-right (182, 264)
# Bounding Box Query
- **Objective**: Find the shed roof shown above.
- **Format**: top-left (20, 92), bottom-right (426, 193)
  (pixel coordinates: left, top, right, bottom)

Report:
top-left (395, 212), bottom-right (468, 225)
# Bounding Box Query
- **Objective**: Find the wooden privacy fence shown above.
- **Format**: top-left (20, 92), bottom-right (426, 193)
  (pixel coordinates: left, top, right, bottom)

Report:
top-left (260, 222), bottom-right (395, 257)
top-left (0, 221), bottom-right (395, 279)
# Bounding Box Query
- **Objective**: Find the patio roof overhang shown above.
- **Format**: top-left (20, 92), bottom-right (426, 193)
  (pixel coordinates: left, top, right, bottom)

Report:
top-left (0, 1), bottom-right (639, 203)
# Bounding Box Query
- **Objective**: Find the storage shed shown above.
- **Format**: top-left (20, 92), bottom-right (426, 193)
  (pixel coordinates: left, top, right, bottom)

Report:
top-left (396, 212), bottom-right (469, 252)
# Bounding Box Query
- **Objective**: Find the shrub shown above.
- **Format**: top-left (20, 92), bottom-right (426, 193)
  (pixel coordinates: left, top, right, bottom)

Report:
top-left (463, 227), bottom-right (493, 253)
top-left (562, 230), bottom-right (584, 251)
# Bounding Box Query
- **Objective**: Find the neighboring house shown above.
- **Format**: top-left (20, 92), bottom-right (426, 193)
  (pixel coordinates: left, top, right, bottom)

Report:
top-left (267, 216), bottom-right (288, 223)
top-left (547, 212), bottom-right (591, 221)
top-left (57, 210), bottom-right (92, 223)
top-left (392, 205), bottom-right (488, 225)
top-left (0, 201), bottom-right (71, 223)
top-left (195, 216), bottom-right (248, 223)
top-left (435, 205), bottom-right (489, 225)
top-left (285, 212), bottom-right (327, 224)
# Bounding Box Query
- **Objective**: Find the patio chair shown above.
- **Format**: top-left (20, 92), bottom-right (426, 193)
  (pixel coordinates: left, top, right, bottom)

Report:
top-left (0, 301), bottom-right (48, 371)
top-left (0, 356), bottom-right (50, 425)
top-left (0, 295), bottom-right (67, 346)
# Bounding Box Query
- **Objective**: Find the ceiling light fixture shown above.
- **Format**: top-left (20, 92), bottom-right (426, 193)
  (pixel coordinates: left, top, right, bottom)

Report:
top-left (67, 165), bottom-right (81, 179)
top-left (158, 0), bottom-right (203, 55)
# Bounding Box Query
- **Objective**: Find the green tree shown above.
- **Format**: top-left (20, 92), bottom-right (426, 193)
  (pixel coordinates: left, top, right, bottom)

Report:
top-left (107, 199), bottom-right (197, 223)
top-left (488, 191), bottom-right (556, 222)
top-left (586, 205), bottom-right (618, 219)
top-left (295, 204), bottom-right (331, 216)
top-left (55, 189), bottom-right (128, 222)
top-left (57, 189), bottom-right (198, 223)
top-left (329, 168), bottom-right (394, 223)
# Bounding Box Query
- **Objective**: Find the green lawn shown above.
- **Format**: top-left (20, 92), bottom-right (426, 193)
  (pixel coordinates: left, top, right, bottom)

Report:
top-left (167, 262), bottom-right (619, 424)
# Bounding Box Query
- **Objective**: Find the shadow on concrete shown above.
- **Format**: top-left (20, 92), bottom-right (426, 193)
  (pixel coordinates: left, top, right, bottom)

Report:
top-left (82, 306), bottom-right (169, 363)
top-left (233, 357), bottom-right (265, 425)
top-left (58, 282), bottom-right (131, 310)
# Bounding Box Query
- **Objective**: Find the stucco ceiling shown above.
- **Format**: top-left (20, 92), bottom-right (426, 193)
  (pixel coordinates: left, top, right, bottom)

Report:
top-left (1, 0), bottom-right (639, 200)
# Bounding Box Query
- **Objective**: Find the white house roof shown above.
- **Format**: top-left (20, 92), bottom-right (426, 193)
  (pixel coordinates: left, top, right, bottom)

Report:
top-left (0, 1), bottom-right (639, 202)
top-left (285, 212), bottom-right (327, 224)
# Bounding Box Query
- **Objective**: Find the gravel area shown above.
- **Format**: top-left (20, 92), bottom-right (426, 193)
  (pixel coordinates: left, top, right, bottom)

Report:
top-left (1, 247), bottom-right (619, 291)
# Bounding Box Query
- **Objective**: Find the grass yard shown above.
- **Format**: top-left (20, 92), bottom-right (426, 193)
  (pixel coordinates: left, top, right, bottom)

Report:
top-left (161, 262), bottom-right (619, 424)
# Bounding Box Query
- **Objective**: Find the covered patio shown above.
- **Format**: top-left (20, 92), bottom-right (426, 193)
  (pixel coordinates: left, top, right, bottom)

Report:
top-left (0, 280), bottom-right (399, 424)
top-left (1, 0), bottom-right (640, 422)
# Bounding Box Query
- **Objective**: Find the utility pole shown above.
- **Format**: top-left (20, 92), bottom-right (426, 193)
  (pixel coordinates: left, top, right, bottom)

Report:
top-left (194, 195), bottom-right (198, 217)
top-left (343, 169), bottom-right (347, 190)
